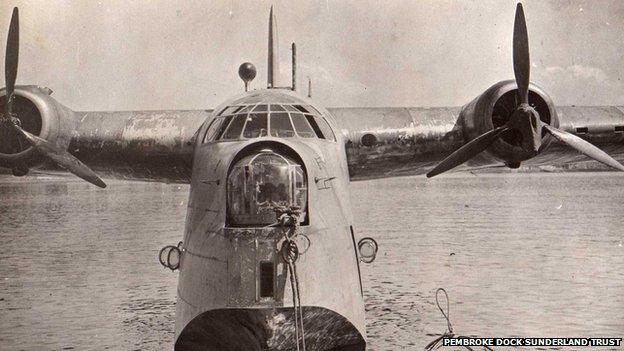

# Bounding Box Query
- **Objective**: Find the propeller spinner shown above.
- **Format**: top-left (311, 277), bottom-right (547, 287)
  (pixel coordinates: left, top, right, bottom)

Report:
top-left (427, 3), bottom-right (624, 177)
top-left (1, 8), bottom-right (106, 188)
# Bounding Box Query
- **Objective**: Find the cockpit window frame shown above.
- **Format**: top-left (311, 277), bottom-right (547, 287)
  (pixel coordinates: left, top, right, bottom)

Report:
top-left (203, 103), bottom-right (338, 144)
top-left (218, 105), bottom-right (243, 116)
top-left (290, 112), bottom-right (317, 138)
top-left (270, 104), bottom-right (286, 112)
top-left (214, 115), bottom-right (235, 140)
top-left (221, 114), bottom-right (248, 140)
top-left (253, 104), bottom-right (268, 112)
top-left (269, 112), bottom-right (296, 138)
top-left (202, 118), bottom-right (223, 144)
top-left (313, 115), bottom-right (336, 141)
top-left (243, 112), bottom-right (269, 138)
top-left (239, 105), bottom-right (254, 113)
top-left (293, 105), bottom-right (309, 113)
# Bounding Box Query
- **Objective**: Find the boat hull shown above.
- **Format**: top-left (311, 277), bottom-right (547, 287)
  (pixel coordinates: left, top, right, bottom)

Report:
top-left (175, 306), bottom-right (365, 351)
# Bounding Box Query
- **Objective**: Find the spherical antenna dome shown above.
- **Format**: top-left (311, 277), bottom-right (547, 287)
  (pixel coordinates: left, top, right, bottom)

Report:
top-left (238, 62), bottom-right (257, 89)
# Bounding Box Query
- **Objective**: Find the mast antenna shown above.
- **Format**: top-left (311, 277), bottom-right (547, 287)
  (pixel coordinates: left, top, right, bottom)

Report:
top-left (291, 43), bottom-right (297, 91)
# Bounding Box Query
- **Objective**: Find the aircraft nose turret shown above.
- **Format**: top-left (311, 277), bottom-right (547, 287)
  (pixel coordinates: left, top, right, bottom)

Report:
top-left (227, 147), bottom-right (308, 226)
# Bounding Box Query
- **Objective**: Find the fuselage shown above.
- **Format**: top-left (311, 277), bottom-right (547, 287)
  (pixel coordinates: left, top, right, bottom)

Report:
top-left (174, 89), bottom-right (367, 350)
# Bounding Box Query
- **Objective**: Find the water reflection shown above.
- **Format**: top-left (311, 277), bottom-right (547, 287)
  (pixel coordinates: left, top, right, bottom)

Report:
top-left (0, 173), bottom-right (622, 350)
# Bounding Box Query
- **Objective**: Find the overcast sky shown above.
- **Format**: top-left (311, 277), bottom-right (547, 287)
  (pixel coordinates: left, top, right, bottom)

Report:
top-left (0, 0), bottom-right (622, 111)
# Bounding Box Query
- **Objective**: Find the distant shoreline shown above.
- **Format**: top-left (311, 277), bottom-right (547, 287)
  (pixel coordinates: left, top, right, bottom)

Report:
top-left (0, 164), bottom-right (620, 185)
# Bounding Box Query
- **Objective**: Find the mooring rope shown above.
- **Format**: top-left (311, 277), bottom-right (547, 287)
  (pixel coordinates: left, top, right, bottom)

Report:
top-left (282, 234), bottom-right (306, 351)
top-left (286, 260), bottom-right (301, 351)
top-left (424, 288), bottom-right (493, 351)
top-left (275, 205), bottom-right (307, 351)
top-left (292, 261), bottom-right (306, 351)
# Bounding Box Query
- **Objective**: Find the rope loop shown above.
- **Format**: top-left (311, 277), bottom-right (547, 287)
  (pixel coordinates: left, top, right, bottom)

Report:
top-left (424, 288), bottom-right (493, 351)
top-left (272, 203), bottom-right (306, 350)
top-left (280, 240), bottom-right (300, 263)
top-left (435, 288), bottom-right (453, 334)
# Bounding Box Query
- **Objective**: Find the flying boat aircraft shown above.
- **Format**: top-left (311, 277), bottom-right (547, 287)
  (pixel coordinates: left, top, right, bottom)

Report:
top-left (1, 3), bottom-right (623, 351)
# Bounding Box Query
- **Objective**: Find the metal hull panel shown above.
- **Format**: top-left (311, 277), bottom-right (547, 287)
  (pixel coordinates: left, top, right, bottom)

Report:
top-left (175, 307), bottom-right (365, 351)
top-left (175, 117), bottom-right (365, 349)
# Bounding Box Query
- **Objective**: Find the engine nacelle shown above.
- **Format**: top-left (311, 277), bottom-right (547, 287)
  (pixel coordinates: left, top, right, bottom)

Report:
top-left (460, 80), bottom-right (560, 166)
top-left (0, 85), bottom-right (75, 173)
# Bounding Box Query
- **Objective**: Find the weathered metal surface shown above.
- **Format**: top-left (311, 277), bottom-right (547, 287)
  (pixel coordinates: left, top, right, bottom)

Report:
top-left (175, 307), bottom-right (365, 351)
top-left (69, 109), bottom-right (210, 183)
top-left (61, 102), bottom-right (624, 183)
top-left (175, 89), bottom-right (366, 350)
top-left (328, 107), bottom-right (463, 180)
top-left (1, 84), bottom-right (622, 181)
top-left (557, 106), bottom-right (624, 144)
top-left (224, 227), bottom-right (295, 307)
top-left (330, 81), bottom-right (624, 179)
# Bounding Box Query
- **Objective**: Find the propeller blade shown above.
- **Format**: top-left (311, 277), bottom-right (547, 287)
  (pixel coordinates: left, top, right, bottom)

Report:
top-left (513, 3), bottom-right (530, 105)
top-left (10, 124), bottom-right (23, 153)
top-left (12, 124), bottom-right (107, 188)
top-left (543, 125), bottom-right (624, 172)
top-left (5, 7), bottom-right (18, 115)
top-left (427, 126), bottom-right (510, 178)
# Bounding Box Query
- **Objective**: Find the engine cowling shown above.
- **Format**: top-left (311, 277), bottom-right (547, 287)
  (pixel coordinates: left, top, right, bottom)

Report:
top-left (0, 85), bottom-right (74, 173)
top-left (427, 4), bottom-right (624, 178)
top-left (460, 80), bottom-right (560, 167)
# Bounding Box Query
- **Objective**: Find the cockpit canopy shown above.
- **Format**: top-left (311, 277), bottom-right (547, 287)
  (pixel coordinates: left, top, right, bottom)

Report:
top-left (203, 103), bottom-right (336, 143)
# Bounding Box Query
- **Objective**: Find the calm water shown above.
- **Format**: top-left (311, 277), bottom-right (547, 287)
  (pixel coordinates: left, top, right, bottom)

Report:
top-left (0, 173), bottom-right (622, 350)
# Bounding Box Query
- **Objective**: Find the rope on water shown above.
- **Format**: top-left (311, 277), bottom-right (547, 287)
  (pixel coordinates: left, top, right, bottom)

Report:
top-left (436, 288), bottom-right (453, 335)
top-left (424, 288), bottom-right (493, 351)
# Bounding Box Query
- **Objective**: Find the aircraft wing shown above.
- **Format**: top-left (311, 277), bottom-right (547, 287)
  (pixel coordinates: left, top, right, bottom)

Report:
top-left (4, 85), bottom-right (623, 187)
top-left (329, 107), bottom-right (464, 180)
top-left (70, 109), bottom-right (211, 183)
top-left (329, 105), bottom-right (624, 181)
top-left (0, 85), bottom-right (210, 184)
top-left (523, 106), bottom-right (624, 170)
top-left (331, 4), bottom-right (624, 181)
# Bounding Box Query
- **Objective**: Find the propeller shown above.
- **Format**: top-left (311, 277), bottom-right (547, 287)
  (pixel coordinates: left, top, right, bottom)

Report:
top-left (543, 125), bottom-right (624, 171)
top-left (427, 126), bottom-right (510, 178)
top-left (512, 3), bottom-right (530, 106)
top-left (427, 3), bottom-right (624, 177)
top-left (5, 8), bottom-right (17, 116)
top-left (2, 8), bottom-right (106, 188)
